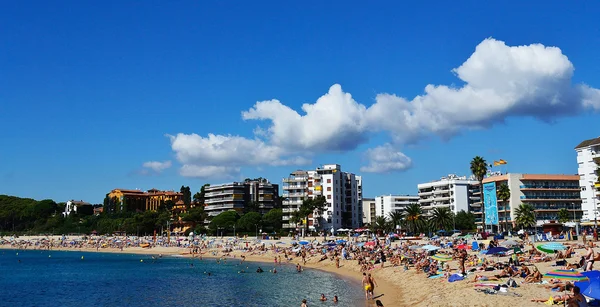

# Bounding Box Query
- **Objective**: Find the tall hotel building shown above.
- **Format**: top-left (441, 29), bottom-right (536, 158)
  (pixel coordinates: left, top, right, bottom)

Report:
top-left (362, 198), bottom-right (376, 225)
top-left (575, 137), bottom-right (600, 221)
top-left (482, 173), bottom-right (582, 228)
top-left (204, 179), bottom-right (279, 217)
top-left (282, 164), bottom-right (362, 232)
top-left (417, 174), bottom-right (481, 218)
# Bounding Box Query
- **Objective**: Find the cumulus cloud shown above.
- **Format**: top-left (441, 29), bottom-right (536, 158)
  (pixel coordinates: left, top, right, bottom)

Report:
top-left (156, 38), bottom-right (599, 175)
top-left (360, 144), bottom-right (413, 173)
top-left (167, 133), bottom-right (311, 178)
top-left (142, 160), bottom-right (172, 173)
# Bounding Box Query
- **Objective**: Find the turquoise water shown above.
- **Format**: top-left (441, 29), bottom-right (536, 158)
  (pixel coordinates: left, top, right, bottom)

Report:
top-left (0, 249), bottom-right (365, 307)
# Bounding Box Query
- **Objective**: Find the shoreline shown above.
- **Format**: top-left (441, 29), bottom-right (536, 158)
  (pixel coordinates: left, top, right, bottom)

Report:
top-left (0, 245), bottom-right (402, 306)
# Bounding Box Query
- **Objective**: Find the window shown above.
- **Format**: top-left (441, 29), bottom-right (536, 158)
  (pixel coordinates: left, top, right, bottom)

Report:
top-left (327, 202), bottom-right (332, 207)
top-left (327, 179), bottom-right (331, 183)
top-left (327, 187), bottom-right (332, 191)
top-left (327, 218), bottom-right (332, 223)
top-left (327, 195), bottom-right (332, 199)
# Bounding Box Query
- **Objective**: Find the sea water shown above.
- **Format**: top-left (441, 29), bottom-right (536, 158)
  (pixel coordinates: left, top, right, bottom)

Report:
top-left (0, 249), bottom-right (365, 307)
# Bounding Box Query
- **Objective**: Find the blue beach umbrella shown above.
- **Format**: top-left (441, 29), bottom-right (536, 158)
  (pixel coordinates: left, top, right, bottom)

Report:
top-left (298, 241), bottom-right (310, 245)
top-left (583, 276), bottom-right (600, 300)
top-left (575, 271), bottom-right (600, 289)
top-left (336, 239), bottom-right (347, 244)
top-left (486, 247), bottom-right (509, 255)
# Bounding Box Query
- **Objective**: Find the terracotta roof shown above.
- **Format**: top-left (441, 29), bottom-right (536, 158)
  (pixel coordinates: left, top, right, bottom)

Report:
top-left (575, 137), bottom-right (600, 149)
top-left (175, 200), bottom-right (184, 205)
top-left (113, 189), bottom-right (146, 194)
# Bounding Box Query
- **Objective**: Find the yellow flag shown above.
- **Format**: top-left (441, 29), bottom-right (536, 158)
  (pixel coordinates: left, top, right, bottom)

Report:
top-left (498, 159), bottom-right (507, 165)
top-left (493, 161), bottom-right (501, 166)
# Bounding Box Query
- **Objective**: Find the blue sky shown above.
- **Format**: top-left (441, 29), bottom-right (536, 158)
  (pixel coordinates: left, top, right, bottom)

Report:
top-left (2, 1), bottom-right (600, 204)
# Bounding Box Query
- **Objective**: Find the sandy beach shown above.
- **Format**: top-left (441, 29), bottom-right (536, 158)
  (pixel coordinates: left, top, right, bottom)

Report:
top-left (1, 235), bottom-right (594, 307)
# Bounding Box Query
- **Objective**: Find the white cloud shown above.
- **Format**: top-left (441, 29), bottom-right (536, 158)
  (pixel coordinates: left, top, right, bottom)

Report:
top-left (167, 133), bottom-right (311, 178)
top-left (155, 38), bottom-right (599, 175)
top-left (142, 160), bottom-right (172, 173)
top-left (242, 84), bottom-right (369, 151)
top-left (360, 144), bottom-right (413, 173)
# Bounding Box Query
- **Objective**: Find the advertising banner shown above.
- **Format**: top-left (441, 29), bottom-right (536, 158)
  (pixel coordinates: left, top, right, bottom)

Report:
top-left (483, 182), bottom-right (499, 226)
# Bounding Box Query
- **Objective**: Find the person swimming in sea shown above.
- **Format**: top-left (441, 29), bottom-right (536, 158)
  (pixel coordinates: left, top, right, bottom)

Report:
top-left (320, 294), bottom-right (327, 301)
top-left (256, 267), bottom-right (264, 273)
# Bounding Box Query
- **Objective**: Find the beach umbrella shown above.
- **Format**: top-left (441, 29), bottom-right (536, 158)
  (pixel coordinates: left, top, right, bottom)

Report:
top-left (355, 242), bottom-right (365, 247)
top-left (500, 240), bottom-right (520, 247)
top-left (365, 241), bottom-right (376, 247)
top-left (456, 244), bottom-right (468, 250)
top-left (431, 254), bottom-right (453, 262)
top-left (408, 245), bottom-right (421, 250)
top-left (582, 277), bottom-right (600, 300)
top-left (543, 269), bottom-right (589, 282)
top-left (421, 245), bottom-right (440, 251)
top-left (298, 240), bottom-right (310, 245)
top-left (575, 271), bottom-right (600, 289)
top-left (486, 247), bottom-right (509, 255)
top-left (336, 239), bottom-right (347, 244)
top-left (537, 243), bottom-right (567, 254)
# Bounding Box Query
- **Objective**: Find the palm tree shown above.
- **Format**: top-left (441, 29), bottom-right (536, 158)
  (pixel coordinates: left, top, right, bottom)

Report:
top-left (404, 203), bottom-right (424, 235)
top-left (374, 216), bottom-right (389, 236)
top-left (497, 183), bottom-right (511, 233)
top-left (429, 207), bottom-right (454, 231)
top-left (515, 203), bottom-right (536, 229)
top-left (557, 208), bottom-right (570, 223)
top-left (470, 156), bottom-right (488, 231)
top-left (387, 211), bottom-right (404, 233)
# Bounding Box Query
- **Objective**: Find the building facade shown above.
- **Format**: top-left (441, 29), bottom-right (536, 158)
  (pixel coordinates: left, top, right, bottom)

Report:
top-left (575, 137), bottom-right (600, 221)
top-left (203, 180), bottom-right (279, 217)
top-left (63, 200), bottom-right (93, 216)
top-left (374, 195), bottom-right (420, 220)
top-left (418, 174), bottom-right (480, 218)
top-left (282, 164), bottom-right (362, 232)
top-left (362, 198), bottom-right (376, 225)
top-left (482, 173), bottom-right (582, 229)
top-left (106, 188), bottom-right (183, 212)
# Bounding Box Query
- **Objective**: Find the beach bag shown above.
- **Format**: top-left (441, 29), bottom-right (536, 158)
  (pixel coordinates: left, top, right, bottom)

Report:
top-left (506, 278), bottom-right (518, 288)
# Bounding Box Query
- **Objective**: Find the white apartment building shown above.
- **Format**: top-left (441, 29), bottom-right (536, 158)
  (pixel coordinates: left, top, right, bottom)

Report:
top-left (418, 174), bottom-right (480, 216)
top-left (204, 180), bottom-right (279, 217)
top-left (575, 136), bottom-right (600, 221)
top-left (374, 195), bottom-right (419, 220)
top-left (362, 198), bottom-right (376, 225)
top-left (282, 164), bottom-right (362, 232)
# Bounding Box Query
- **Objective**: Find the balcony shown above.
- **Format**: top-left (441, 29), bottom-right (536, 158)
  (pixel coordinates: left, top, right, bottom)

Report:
top-left (282, 223), bottom-right (297, 229)
top-left (283, 199), bottom-right (303, 205)
top-left (282, 192), bottom-right (307, 198)
top-left (205, 196), bottom-right (245, 204)
top-left (283, 176), bottom-right (309, 183)
top-left (282, 208), bottom-right (299, 213)
top-left (204, 190), bottom-right (243, 197)
top-left (283, 184), bottom-right (307, 190)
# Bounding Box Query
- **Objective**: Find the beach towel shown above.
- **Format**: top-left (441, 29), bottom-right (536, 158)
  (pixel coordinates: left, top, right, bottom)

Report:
top-left (428, 274), bottom-right (444, 279)
top-left (448, 274), bottom-right (465, 282)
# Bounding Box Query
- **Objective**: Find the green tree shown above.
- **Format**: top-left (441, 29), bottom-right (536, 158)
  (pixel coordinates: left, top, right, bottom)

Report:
top-left (193, 184), bottom-right (210, 205)
top-left (387, 211), bottom-right (404, 232)
top-left (180, 186), bottom-right (192, 210)
top-left (429, 207), bottom-right (454, 231)
top-left (497, 183), bottom-right (511, 232)
top-left (209, 211), bottom-right (239, 235)
top-left (515, 203), bottom-right (536, 229)
top-left (404, 203), bottom-right (425, 234)
top-left (289, 196), bottom-right (327, 236)
top-left (557, 208), bottom-right (570, 223)
top-left (470, 156), bottom-right (488, 230)
top-left (181, 206), bottom-right (207, 230)
top-left (237, 212), bottom-right (262, 232)
top-left (262, 208), bottom-right (283, 232)
top-left (244, 201), bottom-right (260, 214)
top-left (454, 210), bottom-right (476, 231)
top-left (373, 216), bottom-right (389, 235)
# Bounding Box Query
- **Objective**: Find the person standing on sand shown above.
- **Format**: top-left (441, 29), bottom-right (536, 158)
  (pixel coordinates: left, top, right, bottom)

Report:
top-left (362, 273), bottom-right (370, 300)
top-left (368, 273), bottom-right (377, 299)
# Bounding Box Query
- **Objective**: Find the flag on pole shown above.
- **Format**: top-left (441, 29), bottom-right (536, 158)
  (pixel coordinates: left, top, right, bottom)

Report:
top-left (498, 159), bottom-right (507, 165)
top-left (493, 161), bottom-right (501, 166)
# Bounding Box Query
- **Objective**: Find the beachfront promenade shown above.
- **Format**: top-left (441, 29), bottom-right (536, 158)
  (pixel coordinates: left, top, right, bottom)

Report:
top-left (1, 234), bottom-right (595, 306)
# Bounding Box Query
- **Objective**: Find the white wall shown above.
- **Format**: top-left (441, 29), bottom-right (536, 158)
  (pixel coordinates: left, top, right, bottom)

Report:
top-left (577, 147), bottom-right (599, 220)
